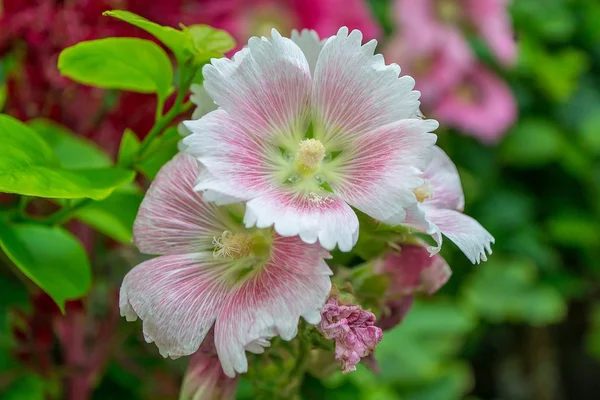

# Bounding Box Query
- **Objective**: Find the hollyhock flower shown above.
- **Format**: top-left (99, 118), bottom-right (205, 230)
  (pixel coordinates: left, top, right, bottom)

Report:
top-left (383, 33), bottom-right (471, 104)
top-left (395, 0), bottom-right (517, 66)
top-left (183, 28), bottom-right (439, 252)
top-left (318, 297), bottom-right (383, 373)
top-left (120, 153), bottom-right (332, 377)
top-left (404, 146), bottom-right (494, 264)
top-left (180, 331), bottom-right (238, 400)
top-left (433, 65), bottom-right (517, 144)
top-left (374, 244), bottom-right (451, 330)
top-left (184, 0), bottom-right (380, 51)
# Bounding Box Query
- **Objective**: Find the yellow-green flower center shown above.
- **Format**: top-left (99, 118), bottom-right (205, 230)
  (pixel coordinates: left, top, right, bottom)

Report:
top-left (213, 231), bottom-right (254, 260)
top-left (296, 138), bottom-right (326, 174)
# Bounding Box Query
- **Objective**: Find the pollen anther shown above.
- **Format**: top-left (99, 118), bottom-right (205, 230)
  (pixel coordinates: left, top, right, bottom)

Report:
top-left (213, 231), bottom-right (253, 260)
top-left (296, 138), bottom-right (326, 172)
top-left (414, 180), bottom-right (434, 203)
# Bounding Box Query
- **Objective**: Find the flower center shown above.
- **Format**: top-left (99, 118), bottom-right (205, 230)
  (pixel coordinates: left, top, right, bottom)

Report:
top-left (436, 0), bottom-right (461, 24)
top-left (296, 138), bottom-right (326, 173)
top-left (414, 180), bottom-right (434, 203)
top-left (213, 231), bottom-right (253, 260)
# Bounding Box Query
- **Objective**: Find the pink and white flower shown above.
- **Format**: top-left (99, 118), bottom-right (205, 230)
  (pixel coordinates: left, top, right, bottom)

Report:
top-left (403, 146), bottom-right (495, 263)
top-left (433, 65), bottom-right (517, 144)
top-left (183, 28), bottom-right (439, 252)
top-left (119, 153), bottom-right (332, 377)
top-left (318, 297), bottom-right (383, 373)
top-left (396, 0), bottom-right (517, 67)
top-left (374, 244), bottom-right (452, 330)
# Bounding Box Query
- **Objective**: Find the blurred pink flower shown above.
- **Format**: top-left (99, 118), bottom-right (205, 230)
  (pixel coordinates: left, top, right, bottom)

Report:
top-left (374, 244), bottom-right (451, 330)
top-left (384, 33), bottom-right (471, 104)
top-left (318, 297), bottom-right (383, 373)
top-left (433, 65), bottom-right (517, 144)
top-left (395, 0), bottom-right (516, 66)
top-left (186, 0), bottom-right (381, 50)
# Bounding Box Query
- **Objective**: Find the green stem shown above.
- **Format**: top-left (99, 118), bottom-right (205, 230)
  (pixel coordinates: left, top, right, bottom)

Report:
top-left (137, 67), bottom-right (195, 158)
top-left (40, 199), bottom-right (93, 226)
top-left (17, 196), bottom-right (31, 219)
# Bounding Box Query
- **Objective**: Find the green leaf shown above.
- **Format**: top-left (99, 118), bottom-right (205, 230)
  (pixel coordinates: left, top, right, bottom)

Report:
top-left (580, 112), bottom-right (600, 155)
top-left (184, 24), bottom-right (236, 65)
top-left (3, 374), bottom-right (45, 400)
top-left (375, 300), bottom-right (475, 384)
top-left (0, 223), bottom-right (92, 313)
top-left (103, 10), bottom-right (188, 61)
top-left (547, 213), bottom-right (600, 248)
top-left (28, 119), bottom-right (112, 168)
top-left (462, 257), bottom-right (566, 325)
top-left (136, 127), bottom-right (180, 179)
top-left (117, 128), bottom-right (141, 167)
top-left (501, 118), bottom-right (564, 167)
top-left (74, 187), bottom-right (144, 244)
top-left (58, 38), bottom-right (173, 101)
top-left (0, 115), bottom-right (135, 200)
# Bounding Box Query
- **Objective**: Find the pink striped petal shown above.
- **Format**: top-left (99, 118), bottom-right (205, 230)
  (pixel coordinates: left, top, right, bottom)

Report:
top-left (333, 119), bottom-right (438, 223)
top-left (119, 253), bottom-right (230, 358)
top-left (133, 153), bottom-right (228, 255)
top-left (243, 191), bottom-right (359, 252)
top-left (202, 29), bottom-right (311, 141)
top-left (214, 235), bottom-right (332, 377)
top-left (183, 109), bottom-right (275, 202)
top-left (311, 27), bottom-right (422, 145)
top-left (376, 244), bottom-right (451, 296)
top-left (424, 207), bottom-right (494, 264)
top-left (180, 334), bottom-right (238, 400)
top-left (422, 146), bottom-right (464, 211)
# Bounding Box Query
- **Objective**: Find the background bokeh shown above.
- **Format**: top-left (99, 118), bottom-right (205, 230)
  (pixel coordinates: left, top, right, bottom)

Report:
top-left (1, 0), bottom-right (600, 399)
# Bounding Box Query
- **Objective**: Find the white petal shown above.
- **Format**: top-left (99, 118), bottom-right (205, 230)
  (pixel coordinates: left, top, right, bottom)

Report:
top-left (425, 207), bottom-right (495, 264)
top-left (312, 27), bottom-right (423, 146)
top-left (291, 29), bottom-right (325, 75)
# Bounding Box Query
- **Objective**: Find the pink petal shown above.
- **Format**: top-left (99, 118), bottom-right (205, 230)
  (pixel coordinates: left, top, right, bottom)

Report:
top-left (133, 153), bottom-right (228, 255)
top-left (384, 32), bottom-right (472, 105)
top-left (466, 0), bottom-right (517, 65)
top-left (214, 235), bottom-right (332, 377)
top-left (433, 65), bottom-right (517, 144)
top-left (183, 109), bottom-right (274, 202)
top-left (181, 343), bottom-right (238, 400)
top-left (422, 146), bottom-right (465, 212)
top-left (424, 207), bottom-right (495, 264)
top-left (119, 253), bottom-right (229, 358)
top-left (201, 29), bottom-right (312, 141)
top-left (311, 27), bottom-right (423, 144)
top-left (376, 244), bottom-right (452, 296)
top-left (333, 119), bottom-right (438, 224)
top-left (244, 191), bottom-right (359, 252)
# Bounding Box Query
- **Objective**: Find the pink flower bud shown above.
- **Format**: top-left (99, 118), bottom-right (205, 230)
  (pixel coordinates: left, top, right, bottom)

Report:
top-left (318, 297), bottom-right (383, 374)
top-left (375, 244), bottom-right (451, 330)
